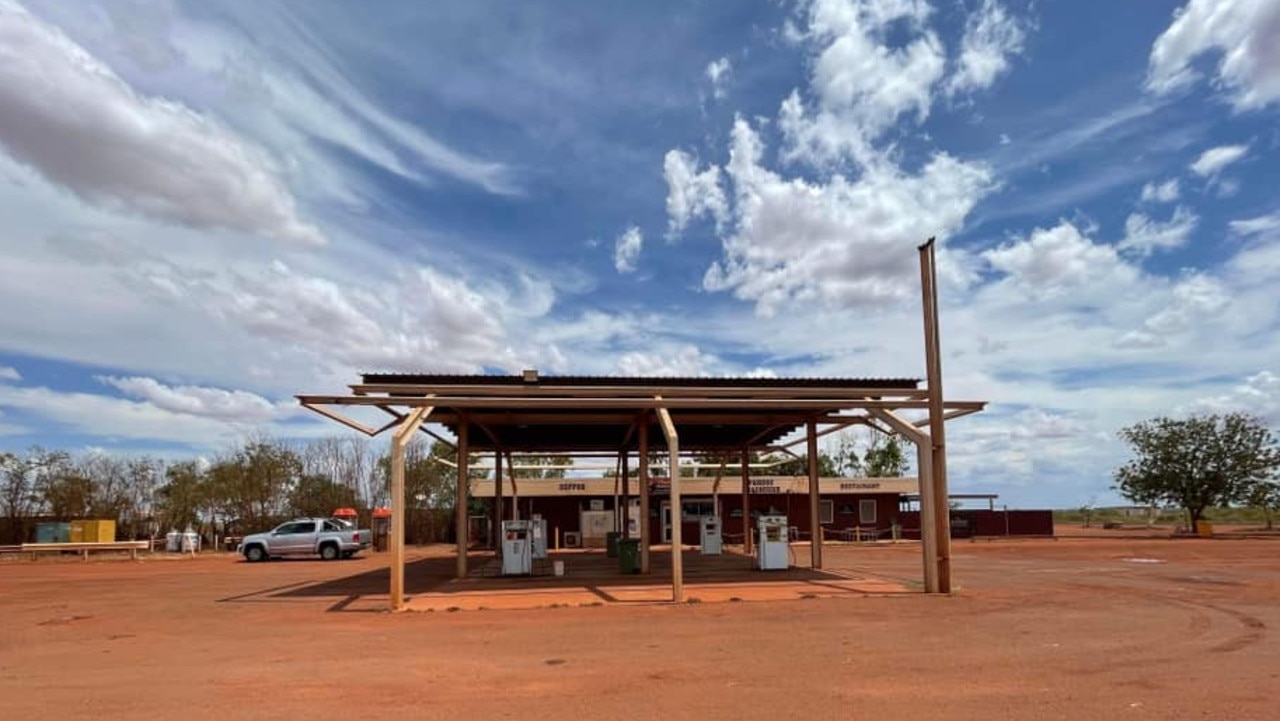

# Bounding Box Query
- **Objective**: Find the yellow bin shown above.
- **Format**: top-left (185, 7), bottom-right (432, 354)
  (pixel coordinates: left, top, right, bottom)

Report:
top-left (70, 520), bottom-right (117, 542)
top-left (1195, 520), bottom-right (1214, 537)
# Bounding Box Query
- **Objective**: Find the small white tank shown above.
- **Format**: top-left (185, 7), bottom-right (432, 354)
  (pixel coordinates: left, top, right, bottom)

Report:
top-left (165, 529), bottom-right (182, 552)
top-left (181, 527), bottom-right (200, 553)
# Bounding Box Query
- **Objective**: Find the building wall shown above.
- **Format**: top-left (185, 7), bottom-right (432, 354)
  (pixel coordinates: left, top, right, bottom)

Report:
top-left (897, 509), bottom-right (1054, 538)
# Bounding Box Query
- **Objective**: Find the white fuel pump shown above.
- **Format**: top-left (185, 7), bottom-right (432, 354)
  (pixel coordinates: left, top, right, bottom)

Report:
top-left (756, 515), bottom-right (789, 570)
top-left (699, 515), bottom-right (722, 555)
top-left (501, 520), bottom-right (533, 575)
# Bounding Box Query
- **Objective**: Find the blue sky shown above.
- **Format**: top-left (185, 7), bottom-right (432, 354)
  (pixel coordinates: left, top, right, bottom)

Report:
top-left (2, 0), bottom-right (1279, 508)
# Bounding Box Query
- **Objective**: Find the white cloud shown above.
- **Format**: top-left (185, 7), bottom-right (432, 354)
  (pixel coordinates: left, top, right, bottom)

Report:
top-left (1189, 371), bottom-right (1280, 424)
top-left (704, 118), bottom-right (995, 316)
top-left (982, 221), bottom-right (1134, 298)
top-left (0, 366), bottom-right (19, 382)
top-left (0, 1), bottom-right (323, 244)
top-left (98, 375), bottom-right (292, 423)
top-left (0, 381), bottom-right (312, 446)
top-left (780, 0), bottom-right (946, 165)
top-left (613, 226), bottom-right (643, 274)
top-left (1136, 271), bottom-right (1233, 343)
top-left (663, 149), bottom-right (729, 239)
top-left (615, 345), bottom-right (718, 377)
top-left (1147, 0), bottom-right (1280, 110)
top-left (1230, 211), bottom-right (1280, 237)
top-left (706, 56), bottom-right (732, 100)
top-left (1189, 143), bottom-right (1249, 175)
top-left (1118, 205), bottom-right (1198, 256)
top-left (1139, 178), bottom-right (1180, 203)
top-left (945, 0), bottom-right (1028, 97)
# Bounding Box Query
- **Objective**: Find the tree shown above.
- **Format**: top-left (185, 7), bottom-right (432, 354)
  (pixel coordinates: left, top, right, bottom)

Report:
top-left (863, 434), bottom-right (908, 477)
top-left (1246, 479), bottom-right (1280, 531)
top-left (1, 450), bottom-right (41, 543)
top-left (1114, 413), bottom-right (1280, 532)
top-left (205, 435), bottom-right (302, 531)
top-left (510, 455), bottom-right (572, 479)
top-left (288, 474), bottom-right (358, 518)
top-left (154, 460), bottom-right (206, 532)
top-left (767, 452), bottom-right (837, 477)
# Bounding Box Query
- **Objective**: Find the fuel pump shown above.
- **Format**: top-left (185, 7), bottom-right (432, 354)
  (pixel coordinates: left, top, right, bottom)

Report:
top-left (699, 516), bottom-right (722, 555)
top-left (756, 515), bottom-right (789, 570)
top-left (501, 520), bottom-right (533, 575)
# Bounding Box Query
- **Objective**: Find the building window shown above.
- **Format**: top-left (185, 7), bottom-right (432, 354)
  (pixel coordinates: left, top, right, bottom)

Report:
top-left (820, 500), bottom-right (834, 524)
top-left (859, 499), bottom-right (877, 525)
top-left (681, 499), bottom-right (715, 521)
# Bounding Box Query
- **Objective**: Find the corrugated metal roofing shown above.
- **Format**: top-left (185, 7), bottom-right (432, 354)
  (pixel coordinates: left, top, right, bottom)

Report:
top-left (360, 372), bottom-right (920, 389)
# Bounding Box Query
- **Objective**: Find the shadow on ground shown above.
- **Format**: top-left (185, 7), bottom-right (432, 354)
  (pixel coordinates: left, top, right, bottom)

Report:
top-left (218, 549), bottom-right (893, 611)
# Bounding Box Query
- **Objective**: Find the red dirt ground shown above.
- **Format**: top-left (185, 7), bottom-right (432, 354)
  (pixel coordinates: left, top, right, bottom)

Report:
top-left (2, 530), bottom-right (1277, 720)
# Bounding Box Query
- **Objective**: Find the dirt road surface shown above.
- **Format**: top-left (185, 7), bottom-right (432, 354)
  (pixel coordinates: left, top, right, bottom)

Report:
top-left (2, 535), bottom-right (1276, 720)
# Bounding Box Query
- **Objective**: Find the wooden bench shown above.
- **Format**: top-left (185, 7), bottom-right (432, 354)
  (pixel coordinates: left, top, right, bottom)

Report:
top-left (21, 541), bottom-right (150, 561)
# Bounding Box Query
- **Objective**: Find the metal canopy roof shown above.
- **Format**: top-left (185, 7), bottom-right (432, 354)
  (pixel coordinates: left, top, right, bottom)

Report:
top-left (296, 372), bottom-right (953, 453)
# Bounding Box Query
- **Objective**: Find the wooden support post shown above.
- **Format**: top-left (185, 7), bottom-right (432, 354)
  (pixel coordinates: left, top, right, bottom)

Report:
top-left (638, 417), bottom-right (651, 574)
top-left (919, 238), bottom-right (952, 593)
top-left (741, 448), bottom-right (752, 555)
top-left (807, 418), bottom-right (822, 570)
top-left (621, 452), bottom-right (631, 539)
top-left (916, 438), bottom-right (939, 593)
top-left (493, 450), bottom-right (504, 558)
top-left (867, 407), bottom-right (937, 593)
top-left (656, 402), bottom-right (682, 603)
top-left (455, 418), bottom-right (469, 580)
top-left (391, 404), bottom-right (433, 611)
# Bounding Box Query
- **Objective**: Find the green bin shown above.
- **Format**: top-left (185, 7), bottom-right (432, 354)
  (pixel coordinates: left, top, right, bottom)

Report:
top-left (606, 531), bottom-right (621, 558)
top-left (618, 538), bottom-right (640, 574)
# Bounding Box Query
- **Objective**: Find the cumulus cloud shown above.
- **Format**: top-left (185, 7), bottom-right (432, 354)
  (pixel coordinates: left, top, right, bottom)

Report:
top-left (1119, 205), bottom-right (1199, 256)
top-left (212, 261), bottom-right (513, 372)
top-left (0, 366), bottom-right (19, 382)
top-left (983, 221), bottom-right (1135, 298)
top-left (614, 226), bottom-right (643, 274)
top-left (1147, 0), bottom-right (1280, 110)
top-left (945, 0), bottom-right (1028, 97)
top-left (1189, 143), bottom-right (1249, 176)
top-left (1140, 178), bottom-right (1180, 203)
top-left (615, 345), bottom-right (717, 376)
top-left (779, 0), bottom-right (946, 164)
top-left (98, 375), bottom-right (290, 423)
top-left (706, 56), bottom-right (732, 99)
top-left (663, 149), bottom-right (729, 238)
top-left (0, 1), bottom-right (323, 244)
top-left (704, 118), bottom-right (995, 315)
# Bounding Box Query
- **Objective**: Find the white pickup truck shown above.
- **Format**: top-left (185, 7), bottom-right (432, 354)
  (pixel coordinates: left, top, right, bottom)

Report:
top-left (238, 518), bottom-right (371, 562)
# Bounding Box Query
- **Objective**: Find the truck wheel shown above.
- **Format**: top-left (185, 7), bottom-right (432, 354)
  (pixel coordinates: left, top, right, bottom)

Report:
top-left (244, 545), bottom-right (267, 563)
top-left (320, 544), bottom-right (339, 561)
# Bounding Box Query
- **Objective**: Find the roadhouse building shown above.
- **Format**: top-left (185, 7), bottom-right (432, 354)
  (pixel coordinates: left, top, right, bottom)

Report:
top-left (471, 475), bottom-right (915, 548)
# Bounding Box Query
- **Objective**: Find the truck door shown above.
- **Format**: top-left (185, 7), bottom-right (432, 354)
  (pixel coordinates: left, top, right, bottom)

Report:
top-left (274, 521), bottom-right (317, 554)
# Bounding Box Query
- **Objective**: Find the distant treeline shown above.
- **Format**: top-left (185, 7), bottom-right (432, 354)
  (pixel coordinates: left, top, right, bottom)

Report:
top-left (0, 434), bottom-right (479, 545)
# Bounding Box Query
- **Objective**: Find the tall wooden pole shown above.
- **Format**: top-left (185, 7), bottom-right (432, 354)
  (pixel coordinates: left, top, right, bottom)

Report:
top-left (390, 405), bottom-right (432, 612)
top-left (493, 449), bottom-right (503, 557)
top-left (741, 447), bottom-right (752, 555)
top-left (621, 452), bottom-right (631, 539)
top-left (919, 238), bottom-right (952, 593)
top-left (807, 418), bottom-right (823, 569)
top-left (656, 402), bottom-right (682, 602)
top-left (638, 417), bottom-right (651, 574)
top-left (916, 442), bottom-right (939, 593)
top-left (455, 419), bottom-right (469, 580)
